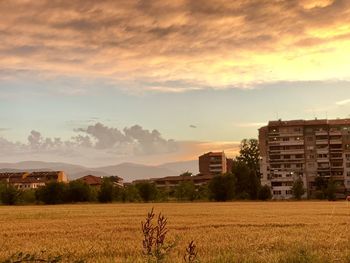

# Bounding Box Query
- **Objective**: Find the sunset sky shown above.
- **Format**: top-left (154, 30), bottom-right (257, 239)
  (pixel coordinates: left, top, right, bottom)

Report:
top-left (1, 0), bottom-right (350, 166)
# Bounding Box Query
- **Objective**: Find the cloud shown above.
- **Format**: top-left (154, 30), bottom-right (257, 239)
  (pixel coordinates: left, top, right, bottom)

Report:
top-left (336, 98), bottom-right (350, 105)
top-left (0, 123), bottom-right (240, 166)
top-left (1, 0), bottom-right (350, 93)
top-left (189, 125), bottom-right (197, 128)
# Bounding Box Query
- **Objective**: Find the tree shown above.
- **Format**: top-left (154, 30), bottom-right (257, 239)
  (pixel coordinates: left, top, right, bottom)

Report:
top-left (258, 185), bottom-right (272, 201)
top-left (175, 181), bottom-right (196, 201)
top-left (314, 176), bottom-right (327, 199)
top-left (98, 178), bottom-right (114, 203)
top-left (326, 179), bottom-right (337, 201)
top-left (0, 184), bottom-right (21, 205)
top-left (67, 180), bottom-right (92, 202)
top-left (35, 182), bottom-right (67, 204)
top-left (292, 177), bottom-right (305, 200)
top-left (236, 139), bottom-right (260, 176)
top-left (208, 174), bottom-right (235, 201)
top-left (232, 161), bottom-right (259, 199)
top-left (122, 185), bottom-right (141, 202)
top-left (136, 182), bottom-right (158, 202)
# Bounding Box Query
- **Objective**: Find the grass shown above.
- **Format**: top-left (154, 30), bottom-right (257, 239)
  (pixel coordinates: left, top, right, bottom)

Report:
top-left (0, 202), bottom-right (350, 262)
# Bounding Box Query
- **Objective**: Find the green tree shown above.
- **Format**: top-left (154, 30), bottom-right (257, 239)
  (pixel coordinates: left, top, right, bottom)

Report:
top-left (0, 184), bottom-right (21, 205)
top-left (122, 184), bottom-right (141, 202)
top-left (175, 181), bottom-right (196, 201)
top-left (67, 180), bottom-right (92, 202)
top-left (98, 178), bottom-right (114, 203)
top-left (232, 161), bottom-right (260, 199)
top-left (258, 185), bottom-right (272, 201)
top-left (292, 177), bottom-right (305, 200)
top-left (136, 182), bottom-right (158, 202)
top-left (208, 174), bottom-right (235, 201)
top-left (236, 138), bottom-right (260, 175)
top-left (35, 182), bottom-right (67, 204)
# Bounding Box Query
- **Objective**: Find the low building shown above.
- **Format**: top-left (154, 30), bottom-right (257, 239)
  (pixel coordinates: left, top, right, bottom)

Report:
top-left (77, 175), bottom-right (124, 188)
top-left (10, 177), bottom-right (46, 190)
top-left (133, 174), bottom-right (214, 189)
top-left (0, 171), bottom-right (67, 190)
top-left (26, 171), bottom-right (68, 183)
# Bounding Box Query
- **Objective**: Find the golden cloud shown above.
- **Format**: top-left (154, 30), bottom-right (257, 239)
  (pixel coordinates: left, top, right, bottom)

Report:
top-left (1, 0), bottom-right (350, 92)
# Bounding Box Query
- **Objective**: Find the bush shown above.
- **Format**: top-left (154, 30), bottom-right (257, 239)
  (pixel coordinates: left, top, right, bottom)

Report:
top-left (292, 177), bottom-right (305, 200)
top-left (0, 184), bottom-right (21, 205)
top-left (122, 185), bottom-right (141, 202)
top-left (20, 189), bottom-right (36, 204)
top-left (67, 181), bottom-right (92, 202)
top-left (208, 174), bottom-right (235, 201)
top-left (35, 182), bottom-right (68, 204)
top-left (175, 181), bottom-right (196, 201)
top-left (258, 185), bottom-right (272, 201)
top-left (135, 182), bottom-right (158, 202)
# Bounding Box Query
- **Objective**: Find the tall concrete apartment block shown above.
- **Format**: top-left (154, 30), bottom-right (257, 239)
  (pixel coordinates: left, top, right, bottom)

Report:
top-left (199, 152), bottom-right (228, 176)
top-left (259, 119), bottom-right (350, 199)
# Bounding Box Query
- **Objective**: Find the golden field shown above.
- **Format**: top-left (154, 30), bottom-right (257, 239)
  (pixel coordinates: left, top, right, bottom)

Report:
top-left (0, 202), bottom-right (350, 263)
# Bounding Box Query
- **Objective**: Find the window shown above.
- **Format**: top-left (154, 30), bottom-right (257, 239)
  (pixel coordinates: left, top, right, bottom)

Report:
top-left (283, 137), bottom-right (289, 141)
top-left (307, 136), bottom-right (314, 141)
top-left (347, 171), bottom-right (350, 177)
top-left (273, 190), bottom-right (282, 195)
top-left (286, 190), bottom-right (292, 195)
top-left (346, 163), bottom-right (350, 168)
top-left (284, 164), bottom-right (291, 168)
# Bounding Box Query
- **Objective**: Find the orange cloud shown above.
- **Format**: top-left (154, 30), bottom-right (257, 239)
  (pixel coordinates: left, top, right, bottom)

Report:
top-left (1, 0), bottom-right (350, 92)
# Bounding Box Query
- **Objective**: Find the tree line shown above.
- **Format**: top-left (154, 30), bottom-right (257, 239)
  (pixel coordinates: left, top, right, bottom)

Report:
top-left (0, 139), bottom-right (339, 205)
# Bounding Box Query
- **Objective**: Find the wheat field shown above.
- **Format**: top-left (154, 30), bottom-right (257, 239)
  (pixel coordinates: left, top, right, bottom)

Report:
top-left (0, 202), bottom-right (350, 262)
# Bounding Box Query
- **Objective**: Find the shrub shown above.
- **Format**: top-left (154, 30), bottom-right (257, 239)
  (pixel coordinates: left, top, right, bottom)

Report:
top-left (136, 182), bottom-right (158, 202)
top-left (67, 181), bottom-right (92, 202)
top-left (0, 184), bottom-right (21, 205)
top-left (35, 182), bottom-right (68, 204)
top-left (208, 174), bottom-right (235, 201)
top-left (258, 185), bottom-right (272, 201)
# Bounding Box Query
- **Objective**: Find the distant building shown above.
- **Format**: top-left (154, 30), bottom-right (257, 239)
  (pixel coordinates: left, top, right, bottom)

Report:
top-left (26, 171), bottom-right (68, 183)
top-left (259, 118), bottom-right (350, 199)
top-left (199, 152), bottom-right (233, 176)
top-left (133, 174), bottom-right (214, 189)
top-left (0, 171), bottom-right (67, 190)
top-left (77, 175), bottom-right (124, 188)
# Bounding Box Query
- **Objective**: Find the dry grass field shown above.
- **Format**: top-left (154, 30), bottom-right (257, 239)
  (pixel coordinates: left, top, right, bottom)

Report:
top-left (0, 202), bottom-right (350, 262)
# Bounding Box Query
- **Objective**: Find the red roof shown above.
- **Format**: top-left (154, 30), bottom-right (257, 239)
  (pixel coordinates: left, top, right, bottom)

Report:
top-left (78, 175), bottom-right (103, 186)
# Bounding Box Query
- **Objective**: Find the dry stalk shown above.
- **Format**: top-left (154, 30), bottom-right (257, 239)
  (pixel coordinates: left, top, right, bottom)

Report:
top-left (184, 240), bottom-right (198, 263)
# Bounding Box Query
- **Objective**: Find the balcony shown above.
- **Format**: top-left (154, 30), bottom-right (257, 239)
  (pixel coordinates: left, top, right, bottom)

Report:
top-left (316, 140), bottom-right (328, 145)
top-left (315, 131), bottom-right (328, 136)
top-left (330, 139), bottom-right (342, 145)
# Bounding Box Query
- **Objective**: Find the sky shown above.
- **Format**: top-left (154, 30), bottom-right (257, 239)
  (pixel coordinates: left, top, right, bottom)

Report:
top-left (0, 0), bottom-right (350, 167)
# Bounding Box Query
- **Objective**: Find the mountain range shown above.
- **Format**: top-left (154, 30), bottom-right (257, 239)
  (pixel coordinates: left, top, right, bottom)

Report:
top-left (0, 160), bottom-right (198, 182)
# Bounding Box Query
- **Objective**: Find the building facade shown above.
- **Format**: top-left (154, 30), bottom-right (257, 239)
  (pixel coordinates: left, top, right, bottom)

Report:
top-left (0, 171), bottom-right (68, 190)
top-left (199, 152), bottom-right (231, 176)
top-left (259, 119), bottom-right (350, 199)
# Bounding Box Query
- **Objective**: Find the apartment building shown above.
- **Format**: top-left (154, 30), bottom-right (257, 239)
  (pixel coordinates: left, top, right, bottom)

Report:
top-left (199, 152), bottom-right (231, 176)
top-left (259, 118), bottom-right (350, 199)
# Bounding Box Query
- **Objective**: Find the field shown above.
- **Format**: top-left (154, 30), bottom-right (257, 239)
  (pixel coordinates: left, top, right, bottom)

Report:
top-left (1, 202), bottom-right (350, 263)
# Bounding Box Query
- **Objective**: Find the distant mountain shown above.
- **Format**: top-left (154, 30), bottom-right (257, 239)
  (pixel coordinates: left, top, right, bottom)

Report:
top-left (0, 160), bottom-right (199, 182)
